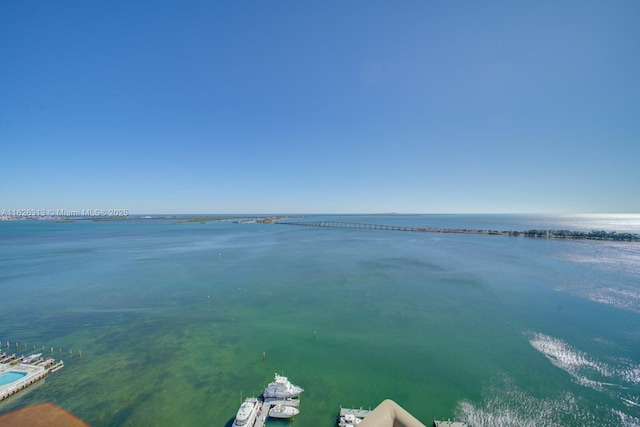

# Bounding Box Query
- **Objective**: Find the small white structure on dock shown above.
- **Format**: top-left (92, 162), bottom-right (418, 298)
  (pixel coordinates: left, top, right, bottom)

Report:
top-left (340, 406), bottom-right (372, 418)
top-left (338, 406), bottom-right (372, 426)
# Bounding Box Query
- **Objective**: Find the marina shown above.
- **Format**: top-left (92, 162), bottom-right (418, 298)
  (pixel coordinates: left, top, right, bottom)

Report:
top-left (231, 374), bottom-right (303, 427)
top-left (0, 352), bottom-right (64, 402)
top-left (231, 376), bottom-right (462, 427)
top-left (231, 397), bottom-right (301, 427)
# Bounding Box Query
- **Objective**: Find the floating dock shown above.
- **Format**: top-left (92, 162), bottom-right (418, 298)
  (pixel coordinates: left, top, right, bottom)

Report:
top-left (0, 353), bottom-right (64, 402)
top-left (339, 405), bottom-right (372, 418)
top-left (338, 405), bottom-right (372, 426)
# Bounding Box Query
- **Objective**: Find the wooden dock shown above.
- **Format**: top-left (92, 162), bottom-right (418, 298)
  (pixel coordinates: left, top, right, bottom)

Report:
top-left (0, 354), bottom-right (16, 363)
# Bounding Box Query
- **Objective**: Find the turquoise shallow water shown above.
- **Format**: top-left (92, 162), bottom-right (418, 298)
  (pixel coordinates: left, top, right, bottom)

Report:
top-left (0, 215), bottom-right (639, 426)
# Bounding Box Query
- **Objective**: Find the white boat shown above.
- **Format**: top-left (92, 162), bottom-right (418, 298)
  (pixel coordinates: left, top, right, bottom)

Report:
top-left (232, 397), bottom-right (259, 427)
top-left (268, 404), bottom-right (299, 419)
top-left (263, 373), bottom-right (304, 398)
top-left (338, 413), bottom-right (362, 427)
top-left (20, 353), bottom-right (42, 365)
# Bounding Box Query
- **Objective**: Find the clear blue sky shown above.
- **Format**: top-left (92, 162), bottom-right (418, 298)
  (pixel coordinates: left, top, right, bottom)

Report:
top-left (2, 1), bottom-right (639, 214)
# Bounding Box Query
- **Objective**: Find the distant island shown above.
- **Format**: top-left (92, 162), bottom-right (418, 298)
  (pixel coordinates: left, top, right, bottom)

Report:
top-left (509, 229), bottom-right (640, 242)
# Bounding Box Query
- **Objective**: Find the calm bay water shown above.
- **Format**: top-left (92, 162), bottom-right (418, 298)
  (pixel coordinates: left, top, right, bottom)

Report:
top-left (1, 214), bottom-right (639, 426)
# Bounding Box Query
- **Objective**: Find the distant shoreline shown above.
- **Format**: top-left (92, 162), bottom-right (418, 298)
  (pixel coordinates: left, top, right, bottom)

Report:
top-left (2, 215), bottom-right (638, 242)
top-left (275, 220), bottom-right (640, 242)
top-left (0, 215), bottom-right (292, 223)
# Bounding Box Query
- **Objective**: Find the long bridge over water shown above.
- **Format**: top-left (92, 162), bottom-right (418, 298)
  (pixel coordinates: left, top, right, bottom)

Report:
top-left (276, 220), bottom-right (502, 235)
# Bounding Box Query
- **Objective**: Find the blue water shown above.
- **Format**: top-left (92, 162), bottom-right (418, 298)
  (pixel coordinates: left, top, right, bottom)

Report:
top-left (0, 372), bottom-right (27, 386)
top-left (0, 214), bottom-right (639, 426)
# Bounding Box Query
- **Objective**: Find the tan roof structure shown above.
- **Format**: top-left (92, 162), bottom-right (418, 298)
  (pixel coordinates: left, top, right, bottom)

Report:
top-left (0, 402), bottom-right (89, 427)
top-left (358, 399), bottom-right (426, 427)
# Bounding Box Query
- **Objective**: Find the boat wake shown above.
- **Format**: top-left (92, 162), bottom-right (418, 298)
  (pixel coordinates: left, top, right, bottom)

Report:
top-left (526, 333), bottom-right (640, 425)
top-left (455, 384), bottom-right (572, 426)
top-left (455, 375), bottom-right (640, 427)
top-left (581, 286), bottom-right (640, 313)
top-left (456, 332), bottom-right (640, 426)
top-left (530, 333), bottom-right (612, 391)
top-left (555, 243), bottom-right (640, 313)
top-left (529, 333), bottom-right (640, 392)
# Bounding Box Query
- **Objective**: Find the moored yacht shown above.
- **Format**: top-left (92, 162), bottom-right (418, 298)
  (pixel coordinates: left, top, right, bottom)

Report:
top-left (263, 373), bottom-right (304, 399)
top-left (231, 397), bottom-right (260, 427)
top-left (20, 353), bottom-right (42, 365)
top-left (268, 403), bottom-right (299, 419)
